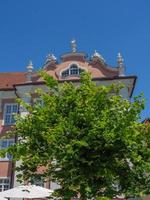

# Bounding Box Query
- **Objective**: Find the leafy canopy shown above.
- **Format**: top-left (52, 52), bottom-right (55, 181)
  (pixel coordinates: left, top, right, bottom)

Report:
top-left (3, 72), bottom-right (150, 200)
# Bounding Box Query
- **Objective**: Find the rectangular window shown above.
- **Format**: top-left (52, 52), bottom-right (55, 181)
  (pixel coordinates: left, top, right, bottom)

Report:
top-left (3, 104), bottom-right (18, 125)
top-left (0, 139), bottom-right (14, 161)
top-left (0, 178), bottom-right (10, 192)
top-left (34, 98), bottom-right (44, 107)
top-left (34, 179), bottom-right (44, 187)
top-left (30, 177), bottom-right (44, 187)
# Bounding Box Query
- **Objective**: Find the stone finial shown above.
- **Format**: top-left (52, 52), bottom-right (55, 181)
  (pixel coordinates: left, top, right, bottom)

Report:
top-left (117, 53), bottom-right (125, 76)
top-left (26, 60), bottom-right (33, 73)
top-left (26, 60), bottom-right (33, 82)
top-left (117, 52), bottom-right (124, 67)
top-left (92, 50), bottom-right (105, 63)
top-left (71, 39), bottom-right (77, 53)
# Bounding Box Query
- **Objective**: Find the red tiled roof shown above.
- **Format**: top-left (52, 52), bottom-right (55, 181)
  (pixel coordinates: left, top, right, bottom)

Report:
top-left (0, 72), bottom-right (27, 90)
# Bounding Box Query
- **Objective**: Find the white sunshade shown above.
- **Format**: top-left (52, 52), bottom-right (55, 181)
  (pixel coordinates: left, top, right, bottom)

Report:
top-left (0, 197), bottom-right (7, 200)
top-left (0, 185), bottom-right (53, 199)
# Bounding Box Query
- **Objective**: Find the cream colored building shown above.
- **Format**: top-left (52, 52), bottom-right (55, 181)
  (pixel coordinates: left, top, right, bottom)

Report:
top-left (0, 41), bottom-right (136, 191)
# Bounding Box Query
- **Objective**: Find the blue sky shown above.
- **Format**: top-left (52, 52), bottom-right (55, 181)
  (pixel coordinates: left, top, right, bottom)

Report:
top-left (0, 0), bottom-right (149, 119)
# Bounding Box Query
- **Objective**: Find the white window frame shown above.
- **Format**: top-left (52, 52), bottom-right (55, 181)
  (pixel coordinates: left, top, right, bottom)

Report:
top-left (0, 139), bottom-right (14, 161)
top-left (3, 103), bottom-right (18, 125)
top-left (0, 177), bottom-right (10, 192)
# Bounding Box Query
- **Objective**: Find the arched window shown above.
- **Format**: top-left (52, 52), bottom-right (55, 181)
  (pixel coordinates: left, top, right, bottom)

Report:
top-left (70, 65), bottom-right (79, 75)
top-left (61, 64), bottom-right (84, 78)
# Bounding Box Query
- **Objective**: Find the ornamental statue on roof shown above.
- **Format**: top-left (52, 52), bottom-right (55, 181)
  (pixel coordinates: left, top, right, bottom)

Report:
top-left (91, 50), bottom-right (106, 64)
top-left (71, 39), bottom-right (77, 53)
top-left (117, 52), bottom-right (124, 67)
top-left (117, 52), bottom-right (125, 76)
top-left (45, 54), bottom-right (57, 64)
top-left (26, 60), bottom-right (33, 73)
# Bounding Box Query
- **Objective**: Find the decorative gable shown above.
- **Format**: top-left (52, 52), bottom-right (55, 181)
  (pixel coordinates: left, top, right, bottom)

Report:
top-left (60, 63), bottom-right (85, 78)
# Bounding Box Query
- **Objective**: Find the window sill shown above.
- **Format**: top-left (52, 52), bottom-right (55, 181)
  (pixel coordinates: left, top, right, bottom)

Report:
top-left (1, 124), bottom-right (15, 127)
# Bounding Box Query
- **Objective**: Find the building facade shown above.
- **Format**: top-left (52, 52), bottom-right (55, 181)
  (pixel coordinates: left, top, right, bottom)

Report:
top-left (0, 41), bottom-right (136, 191)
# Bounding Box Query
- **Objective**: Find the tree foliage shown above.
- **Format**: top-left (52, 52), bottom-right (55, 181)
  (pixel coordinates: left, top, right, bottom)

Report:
top-left (2, 72), bottom-right (150, 200)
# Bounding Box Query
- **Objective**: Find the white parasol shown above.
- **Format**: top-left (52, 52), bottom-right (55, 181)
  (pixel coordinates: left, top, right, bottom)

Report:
top-left (0, 185), bottom-right (53, 199)
top-left (0, 197), bottom-right (7, 200)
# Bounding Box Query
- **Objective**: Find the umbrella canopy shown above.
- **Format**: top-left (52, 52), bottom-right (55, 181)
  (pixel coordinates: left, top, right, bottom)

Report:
top-left (0, 185), bottom-right (53, 199)
top-left (0, 197), bottom-right (7, 200)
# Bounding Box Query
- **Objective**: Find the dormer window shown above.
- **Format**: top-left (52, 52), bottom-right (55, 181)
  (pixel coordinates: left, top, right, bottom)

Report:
top-left (61, 64), bottom-right (84, 78)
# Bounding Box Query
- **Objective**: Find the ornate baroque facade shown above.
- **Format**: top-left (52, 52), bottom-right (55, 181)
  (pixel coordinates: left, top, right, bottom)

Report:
top-left (0, 41), bottom-right (136, 191)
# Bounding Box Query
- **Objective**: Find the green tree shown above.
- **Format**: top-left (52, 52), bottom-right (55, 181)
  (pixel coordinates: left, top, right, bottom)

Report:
top-left (3, 72), bottom-right (150, 200)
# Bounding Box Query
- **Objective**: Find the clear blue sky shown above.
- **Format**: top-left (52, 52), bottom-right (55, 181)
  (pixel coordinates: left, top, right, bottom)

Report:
top-left (0, 0), bottom-right (149, 119)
